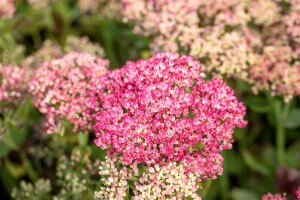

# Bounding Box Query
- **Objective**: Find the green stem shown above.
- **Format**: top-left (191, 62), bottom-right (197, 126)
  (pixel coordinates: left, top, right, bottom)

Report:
top-left (78, 131), bottom-right (89, 147)
top-left (273, 99), bottom-right (292, 165)
top-left (275, 109), bottom-right (285, 164)
top-left (220, 151), bottom-right (229, 200)
top-left (200, 179), bottom-right (212, 199)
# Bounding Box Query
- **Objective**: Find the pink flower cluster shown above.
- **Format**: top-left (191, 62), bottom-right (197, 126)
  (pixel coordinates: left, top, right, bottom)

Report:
top-left (121, 0), bottom-right (300, 101)
top-left (0, 65), bottom-right (31, 103)
top-left (296, 187), bottom-right (300, 199)
top-left (0, 0), bottom-right (15, 18)
top-left (122, 0), bottom-right (200, 52)
top-left (283, 0), bottom-right (300, 44)
top-left (22, 36), bottom-right (105, 69)
top-left (262, 192), bottom-right (287, 200)
top-left (29, 52), bottom-right (108, 134)
top-left (249, 46), bottom-right (300, 102)
top-left (91, 52), bottom-right (247, 180)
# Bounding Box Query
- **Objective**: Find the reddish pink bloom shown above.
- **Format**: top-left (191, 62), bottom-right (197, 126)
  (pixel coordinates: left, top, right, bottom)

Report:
top-left (0, 0), bottom-right (15, 18)
top-left (0, 65), bottom-right (31, 103)
top-left (262, 192), bottom-right (287, 200)
top-left (30, 52), bottom-right (108, 133)
top-left (91, 52), bottom-right (247, 180)
top-left (296, 187), bottom-right (300, 199)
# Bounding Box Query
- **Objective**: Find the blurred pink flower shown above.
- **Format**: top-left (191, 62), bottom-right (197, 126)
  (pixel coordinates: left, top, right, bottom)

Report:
top-left (121, 0), bottom-right (300, 101)
top-left (0, 0), bottom-right (15, 18)
top-left (0, 65), bottom-right (31, 103)
top-left (262, 192), bottom-right (287, 200)
top-left (249, 46), bottom-right (300, 102)
top-left (296, 187), bottom-right (300, 199)
top-left (30, 52), bottom-right (108, 133)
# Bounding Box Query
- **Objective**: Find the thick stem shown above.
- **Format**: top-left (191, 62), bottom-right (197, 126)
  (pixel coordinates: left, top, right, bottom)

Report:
top-left (275, 110), bottom-right (285, 165)
top-left (274, 100), bottom-right (292, 165)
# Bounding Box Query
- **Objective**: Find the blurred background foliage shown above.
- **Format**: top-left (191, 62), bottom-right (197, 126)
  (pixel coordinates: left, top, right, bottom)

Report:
top-left (0, 0), bottom-right (300, 200)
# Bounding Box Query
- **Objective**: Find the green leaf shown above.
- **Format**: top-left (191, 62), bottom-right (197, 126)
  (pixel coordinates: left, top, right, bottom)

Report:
top-left (284, 109), bottom-right (300, 129)
top-left (0, 164), bottom-right (17, 193)
top-left (286, 141), bottom-right (300, 167)
top-left (0, 142), bottom-right (11, 158)
top-left (244, 95), bottom-right (271, 113)
top-left (4, 157), bottom-right (27, 178)
top-left (2, 127), bottom-right (29, 150)
top-left (77, 132), bottom-right (89, 147)
top-left (225, 150), bottom-right (247, 175)
top-left (91, 144), bottom-right (107, 160)
top-left (240, 149), bottom-right (271, 175)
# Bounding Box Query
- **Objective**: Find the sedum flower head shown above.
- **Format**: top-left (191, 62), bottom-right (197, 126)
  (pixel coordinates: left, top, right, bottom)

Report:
top-left (22, 36), bottom-right (105, 68)
top-left (132, 162), bottom-right (201, 200)
top-left (283, 0), bottom-right (300, 44)
top-left (94, 155), bottom-right (138, 200)
top-left (22, 40), bottom-right (62, 69)
top-left (55, 150), bottom-right (101, 200)
top-left (122, 0), bottom-right (200, 53)
top-left (296, 187), bottom-right (300, 199)
top-left (0, 0), bottom-right (15, 18)
top-left (121, 0), bottom-right (300, 92)
top-left (191, 28), bottom-right (257, 79)
top-left (91, 52), bottom-right (247, 179)
top-left (261, 192), bottom-right (287, 200)
top-left (249, 46), bottom-right (300, 102)
top-left (65, 36), bottom-right (105, 57)
top-left (29, 52), bottom-right (108, 133)
top-left (0, 65), bottom-right (31, 103)
top-left (248, 0), bottom-right (281, 26)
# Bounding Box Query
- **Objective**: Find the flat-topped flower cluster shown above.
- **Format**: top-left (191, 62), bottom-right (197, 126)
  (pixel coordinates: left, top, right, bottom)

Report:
top-left (91, 52), bottom-right (246, 176)
top-left (91, 52), bottom-right (247, 199)
top-left (0, 65), bottom-right (31, 103)
top-left (29, 52), bottom-right (108, 133)
top-left (121, 0), bottom-right (300, 102)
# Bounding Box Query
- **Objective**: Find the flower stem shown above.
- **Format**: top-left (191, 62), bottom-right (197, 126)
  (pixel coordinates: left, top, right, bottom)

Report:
top-left (274, 99), bottom-right (292, 165)
top-left (199, 179), bottom-right (212, 199)
top-left (78, 131), bottom-right (89, 147)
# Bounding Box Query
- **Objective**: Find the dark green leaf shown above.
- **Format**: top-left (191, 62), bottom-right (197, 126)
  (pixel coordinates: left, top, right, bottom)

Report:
top-left (284, 109), bottom-right (300, 129)
top-left (244, 95), bottom-right (271, 113)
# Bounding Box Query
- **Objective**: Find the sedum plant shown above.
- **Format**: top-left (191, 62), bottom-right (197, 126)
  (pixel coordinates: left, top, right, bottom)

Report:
top-left (91, 52), bottom-right (247, 199)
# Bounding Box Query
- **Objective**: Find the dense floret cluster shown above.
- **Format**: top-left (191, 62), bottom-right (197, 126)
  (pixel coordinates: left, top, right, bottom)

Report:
top-left (91, 53), bottom-right (247, 180)
top-left (22, 36), bottom-right (105, 68)
top-left (0, 65), bottom-right (31, 103)
top-left (29, 52), bottom-right (108, 133)
top-left (132, 162), bottom-right (201, 200)
top-left (94, 156), bottom-right (138, 200)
